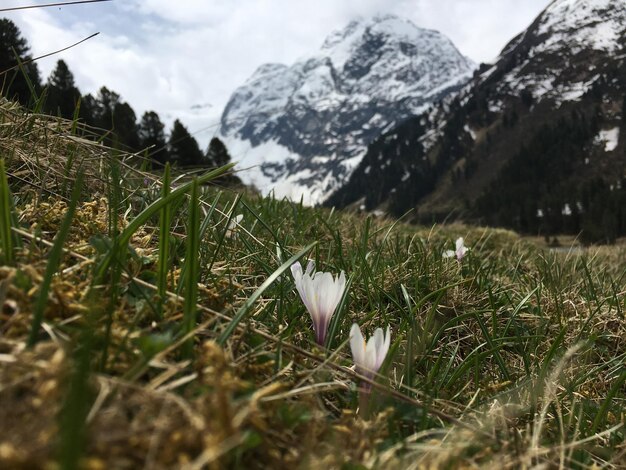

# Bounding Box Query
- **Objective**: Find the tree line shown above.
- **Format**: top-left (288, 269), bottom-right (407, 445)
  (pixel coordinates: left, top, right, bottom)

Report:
top-left (0, 18), bottom-right (231, 170)
top-left (474, 110), bottom-right (626, 244)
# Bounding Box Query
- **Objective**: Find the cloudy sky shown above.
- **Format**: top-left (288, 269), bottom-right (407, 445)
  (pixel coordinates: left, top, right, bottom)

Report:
top-left (6, 0), bottom-right (549, 147)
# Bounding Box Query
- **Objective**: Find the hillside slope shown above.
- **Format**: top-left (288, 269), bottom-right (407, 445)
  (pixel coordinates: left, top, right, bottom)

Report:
top-left (2, 96), bottom-right (626, 468)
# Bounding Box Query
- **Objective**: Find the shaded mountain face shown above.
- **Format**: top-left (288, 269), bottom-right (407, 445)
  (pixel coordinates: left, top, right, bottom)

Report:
top-left (327, 0), bottom-right (626, 243)
top-left (219, 14), bottom-right (475, 204)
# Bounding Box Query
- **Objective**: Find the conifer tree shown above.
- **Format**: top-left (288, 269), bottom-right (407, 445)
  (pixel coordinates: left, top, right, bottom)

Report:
top-left (139, 111), bottom-right (169, 167)
top-left (0, 19), bottom-right (42, 106)
top-left (168, 119), bottom-right (204, 167)
top-left (205, 137), bottom-right (232, 167)
top-left (80, 87), bottom-right (139, 150)
top-left (112, 101), bottom-right (140, 150)
top-left (78, 93), bottom-right (99, 128)
top-left (46, 59), bottom-right (80, 119)
top-left (95, 86), bottom-right (120, 130)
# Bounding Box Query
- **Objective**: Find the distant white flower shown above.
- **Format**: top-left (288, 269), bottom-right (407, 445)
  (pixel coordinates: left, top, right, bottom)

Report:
top-left (443, 237), bottom-right (469, 261)
top-left (291, 260), bottom-right (347, 345)
top-left (349, 323), bottom-right (391, 391)
top-left (225, 214), bottom-right (243, 238)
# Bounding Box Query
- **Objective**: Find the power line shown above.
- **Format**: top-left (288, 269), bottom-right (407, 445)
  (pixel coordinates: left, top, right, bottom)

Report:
top-left (0, 0), bottom-right (112, 12)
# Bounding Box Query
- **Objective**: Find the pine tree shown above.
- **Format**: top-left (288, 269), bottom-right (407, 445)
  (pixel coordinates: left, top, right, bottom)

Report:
top-left (46, 60), bottom-right (80, 119)
top-left (168, 119), bottom-right (204, 167)
top-left (95, 86), bottom-right (120, 130)
top-left (78, 93), bottom-right (99, 128)
top-left (139, 111), bottom-right (169, 167)
top-left (205, 137), bottom-right (232, 167)
top-left (520, 88), bottom-right (533, 108)
top-left (0, 19), bottom-right (42, 106)
top-left (80, 87), bottom-right (139, 150)
top-left (112, 102), bottom-right (140, 150)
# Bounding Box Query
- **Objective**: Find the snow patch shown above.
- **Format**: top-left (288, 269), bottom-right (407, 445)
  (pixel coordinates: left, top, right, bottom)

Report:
top-left (594, 127), bottom-right (620, 152)
top-left (464, 124), bottom-right (476, 140)
top-left (536, 0), bottom-right (624, 54)
top-left (222, 136), bottom-right (366, 206)
top-left (562, 203), bottom-right (572, 216)
top-left (488, 100), bottom-right (503, 113)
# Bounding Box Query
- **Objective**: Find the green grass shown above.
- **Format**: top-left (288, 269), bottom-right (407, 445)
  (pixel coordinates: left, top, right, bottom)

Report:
top-left (0, 158), bottom-right (16, 265)
top-left (0, 101), bottom-right (625, 469)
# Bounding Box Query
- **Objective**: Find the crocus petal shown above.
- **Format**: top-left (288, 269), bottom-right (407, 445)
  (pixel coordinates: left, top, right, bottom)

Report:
top-left (303, 277), bottom-right (319, 321)
top-left (443, 250), bottom-right (455, 258)
top-left (372, 328), bottom-right (384, 352)
top-left (455, 237), bottom-right (464, 251)
top-left (335, 271), bottom-right (347, 308)
top-left (338, 270), bottom-right (346, 291)
top-left (305, 259), bottom-right (315, 276)
top-left (350, 324), bottom-right (391, 391)
top-left (318, 272), bottom-right (332, 314)
top-left (291, 261), bottom-right (303, 280)
top-left (370, 328), bottom-right (384, 370)
top-left (364, 337), bottom-right (378, 375)
top-left (349, 323), bottom-right (365, 368)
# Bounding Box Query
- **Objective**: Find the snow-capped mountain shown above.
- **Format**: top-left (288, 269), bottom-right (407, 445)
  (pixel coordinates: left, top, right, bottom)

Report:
top-left (327, 0), bottom-right (626, 242)
top-left (219, 14), bottom-right (475, 204)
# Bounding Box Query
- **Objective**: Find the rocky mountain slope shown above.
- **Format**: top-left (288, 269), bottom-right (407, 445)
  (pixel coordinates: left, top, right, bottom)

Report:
top-left (327, 0), bottom-right (626, 242)
top-left (219, 14), bottom-right (475, 204)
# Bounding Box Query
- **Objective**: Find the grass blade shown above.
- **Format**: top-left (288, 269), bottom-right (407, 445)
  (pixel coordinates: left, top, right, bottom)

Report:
top-left (57, 325), bottom-right (94, 470)
top-left (217, 242), bottom-right (317, 346)
top-left (156, 162), bottom-right (171, 318)
top-left (92, 163), bottom-right (235, 284)
top-left (0, 158), bottom-right (15, 265)
top-left (590, 368), bottom-right (626, 434)
top-left (99, 156), bottom-right (125, 370)
top-left (325, 275), bottom-right (353, 351)
top-left (181, 178), bottom-right (201, 358)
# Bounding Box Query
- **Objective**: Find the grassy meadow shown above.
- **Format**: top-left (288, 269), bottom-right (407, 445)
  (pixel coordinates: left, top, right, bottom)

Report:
top-left (0, 100), bottom-right (625, 469)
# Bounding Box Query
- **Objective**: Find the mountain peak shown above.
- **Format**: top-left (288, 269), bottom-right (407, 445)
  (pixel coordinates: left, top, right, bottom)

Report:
top-left (321, 14), bottom-right (407, 47)
top-left (219, 15), bottom-right (474, 204)
top-left (320, 14), bottom-right (455, 72)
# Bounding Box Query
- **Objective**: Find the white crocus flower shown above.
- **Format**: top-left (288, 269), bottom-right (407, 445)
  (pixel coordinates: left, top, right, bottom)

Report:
top-left (225, 214), bottom-right (243, 239)
top-left (443, 237), bottom-right (469, 261)
top-left (349, 323), bottom-right (391, 391)
top-left (291, 260), bottom-right (347, 346)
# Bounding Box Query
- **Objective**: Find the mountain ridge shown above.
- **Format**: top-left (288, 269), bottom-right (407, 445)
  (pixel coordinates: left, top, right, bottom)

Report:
top-left (326, 0), bottom-right (626, 242)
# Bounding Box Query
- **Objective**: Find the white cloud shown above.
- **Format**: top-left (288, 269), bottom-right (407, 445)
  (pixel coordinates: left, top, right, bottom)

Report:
top-left (5, 0), bottom-right (550, 148)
